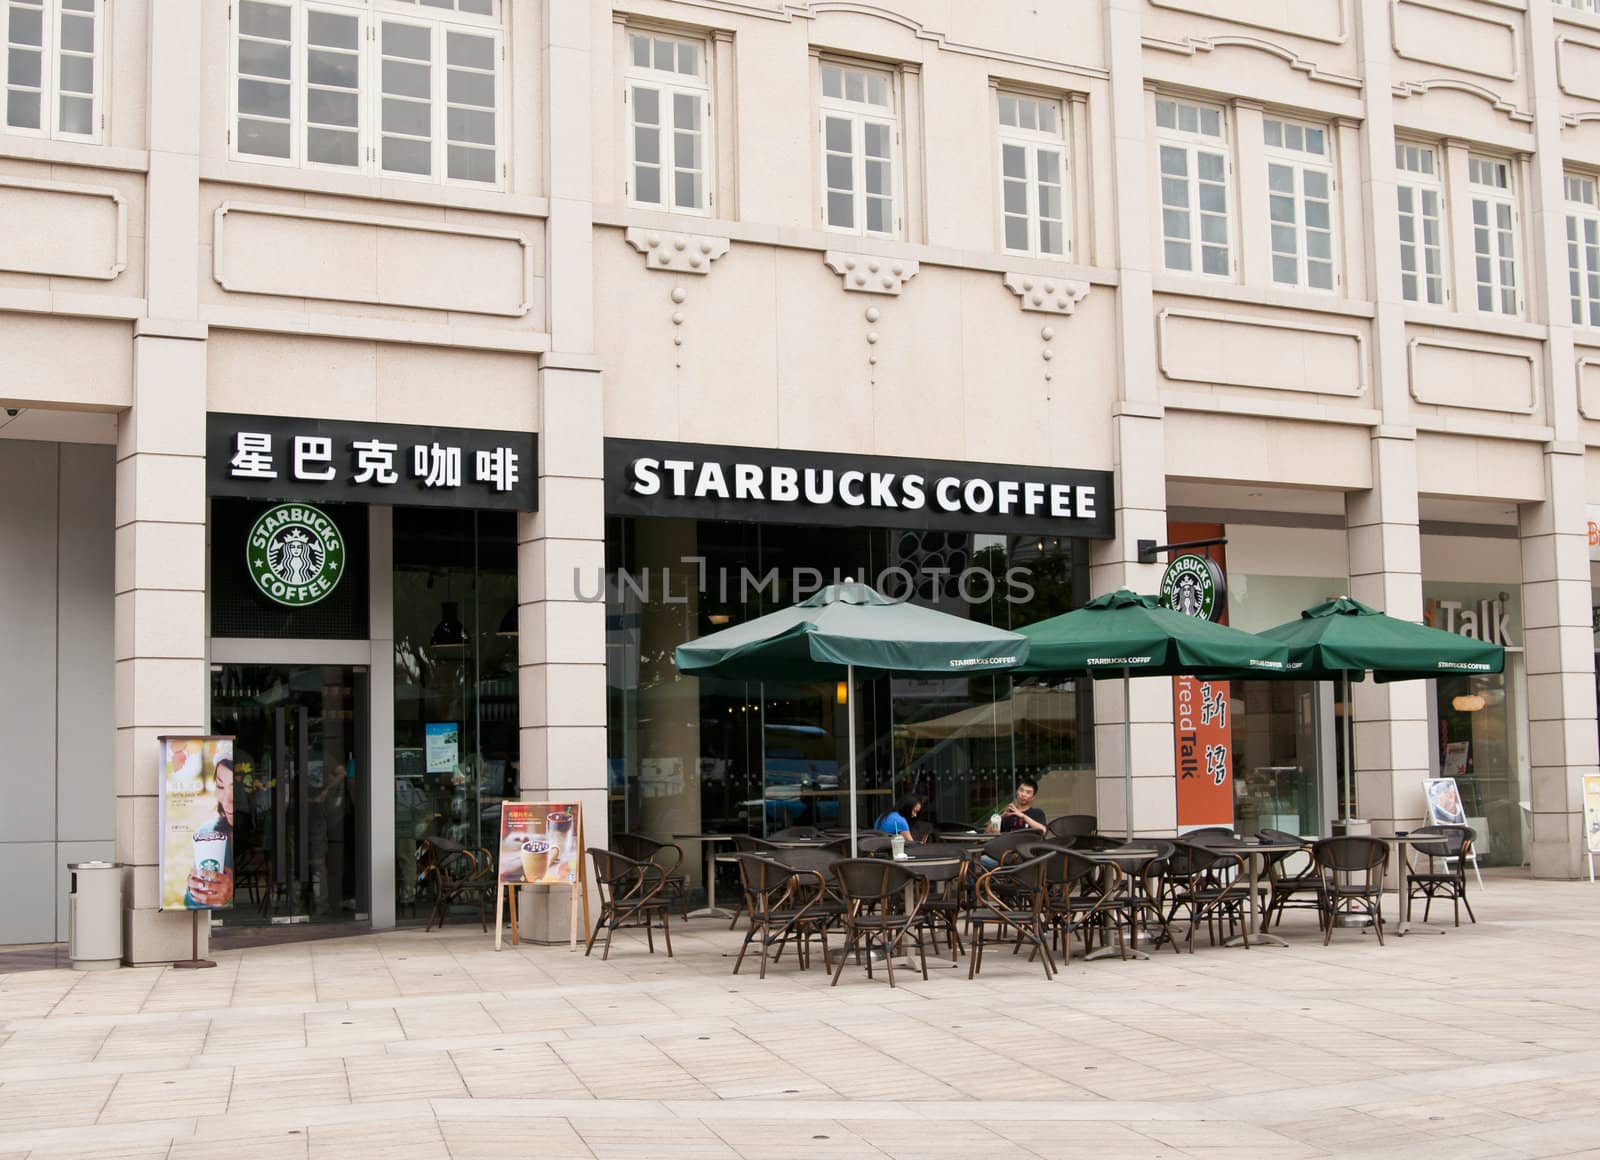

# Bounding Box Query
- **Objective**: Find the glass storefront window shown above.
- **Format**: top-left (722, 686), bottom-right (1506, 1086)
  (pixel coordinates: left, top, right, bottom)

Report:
top-left (1231, 680), bottom-right (1326, 837)
top-left (1435, 665), bottom-right (1525, 866)
top-left (605, 516), bottom-right (1093, 901)
top-left (392, 508), bottom-right (519, 917)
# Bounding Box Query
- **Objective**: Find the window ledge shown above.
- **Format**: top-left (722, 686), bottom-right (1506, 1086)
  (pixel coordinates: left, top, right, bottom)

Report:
top-left (0, 135), bottom-right (147, 173)
top-left (199, 158), bottom-right (549, 219)
top-left (1151, 275), bottom-right (1377, 319)
top-left (1401, 304), bottom-right (1547, 341)
top-left (592, 203), bottom-right (1119, 285)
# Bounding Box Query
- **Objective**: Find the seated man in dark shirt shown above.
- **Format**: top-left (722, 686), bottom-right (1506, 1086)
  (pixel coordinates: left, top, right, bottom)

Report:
top-left (997, 776), bottom-right (1048, 837)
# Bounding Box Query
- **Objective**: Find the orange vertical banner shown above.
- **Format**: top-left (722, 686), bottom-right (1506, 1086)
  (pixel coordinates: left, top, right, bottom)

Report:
top-left (1174, 675), bottom-right (1233, 827)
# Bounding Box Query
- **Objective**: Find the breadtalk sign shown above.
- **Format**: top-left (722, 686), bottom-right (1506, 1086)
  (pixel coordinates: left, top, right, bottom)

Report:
top-left (247, 503), bottom-right (345, 607)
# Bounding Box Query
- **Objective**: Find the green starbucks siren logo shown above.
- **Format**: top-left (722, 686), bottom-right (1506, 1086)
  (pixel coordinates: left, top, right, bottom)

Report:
top-left (247, 503), bottom-right (345, 607)
top-left (1160, 552), bottom-right (1225, 622)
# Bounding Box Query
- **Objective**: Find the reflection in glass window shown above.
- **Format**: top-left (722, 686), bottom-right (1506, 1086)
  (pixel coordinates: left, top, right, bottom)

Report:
top-left (604, 517), bottom-right (1096, 904)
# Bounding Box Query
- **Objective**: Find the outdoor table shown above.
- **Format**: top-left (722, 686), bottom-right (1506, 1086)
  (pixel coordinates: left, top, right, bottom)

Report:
top-left (866, 847), bottom-right (964, 969)
top-left (672, 833), bottom-right (738, 920)
top-left (1189, 836), bottom-right (1306, 949)
top-left (1079, 846), bottom-right (1163, 961)
top-left (935, 830), bottom-right (996, 844)
top-left (1377, 832), bottom-right (1450, 936)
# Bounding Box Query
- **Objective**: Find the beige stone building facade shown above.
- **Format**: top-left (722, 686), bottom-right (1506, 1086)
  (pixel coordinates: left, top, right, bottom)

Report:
top-left (3, 0), bottom-right (1599, 961)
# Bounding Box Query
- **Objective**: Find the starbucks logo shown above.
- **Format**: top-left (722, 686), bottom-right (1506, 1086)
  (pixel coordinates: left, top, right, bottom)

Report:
top-left (1160, 553), bottom-right (1225, 622)
top-left (247, 503), bottom-right (344, 607)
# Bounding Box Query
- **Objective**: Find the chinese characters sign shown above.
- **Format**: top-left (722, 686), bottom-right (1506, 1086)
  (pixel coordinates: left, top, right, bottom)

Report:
top-left (1174, 676), bottom-right (1233, 828)
top-left (207, 413), bottom-right (538, 512)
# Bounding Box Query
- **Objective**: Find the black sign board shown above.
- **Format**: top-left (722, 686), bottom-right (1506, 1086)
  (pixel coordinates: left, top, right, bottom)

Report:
top-left (604, 438), bottom-right (1114, 538)
top-left (207, 413), bottom-right (538, 512)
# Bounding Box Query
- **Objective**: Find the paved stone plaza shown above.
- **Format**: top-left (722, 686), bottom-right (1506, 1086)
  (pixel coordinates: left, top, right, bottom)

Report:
top-left (1, 873), bottom-right (1597, 1159)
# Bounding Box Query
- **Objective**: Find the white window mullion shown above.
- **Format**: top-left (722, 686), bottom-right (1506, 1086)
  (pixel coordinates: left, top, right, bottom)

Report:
top-left (235, 0), bottom-right (295, 162)
top-left (625, 29), bottom-right (709, 212)
top-left (443, 24), bottom-right (498, 184)
top-left (820, 61), bottom-right (897, 238)
top-left (4, 0), bottom-right (46, 134)
top-left (377, 15), bottom-right (434, 179)
top-left (1564, 175), bottom-right (1600, 328)
top-left (54, 0), bottom-right (96, 138)
top-left (303, 4), bottom-right (360, 170)
top-left (1469, 155), bottom-right (1518, 316)
top-left (1156, 97), bottom-right (1231, 278)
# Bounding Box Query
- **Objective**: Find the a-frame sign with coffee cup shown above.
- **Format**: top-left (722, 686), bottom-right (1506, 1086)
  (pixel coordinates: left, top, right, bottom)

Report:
top-left (493, 800), bottom-right (589, 950)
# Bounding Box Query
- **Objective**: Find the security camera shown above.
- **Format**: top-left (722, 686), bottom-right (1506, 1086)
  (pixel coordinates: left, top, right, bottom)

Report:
top-left (4, 409), bottom-right (18, 417)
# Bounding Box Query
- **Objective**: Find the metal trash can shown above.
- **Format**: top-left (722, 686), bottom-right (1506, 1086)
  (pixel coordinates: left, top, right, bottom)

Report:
top-left (68, 861), bottom-right (123, 971)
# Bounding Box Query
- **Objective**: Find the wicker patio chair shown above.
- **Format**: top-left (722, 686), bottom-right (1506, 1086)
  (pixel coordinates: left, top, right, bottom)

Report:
top-left (1161, 840), bottom-right (1250, 952)
top-left (611, 833), bottom-right (690, 919)
top-left (585, 847), bottom-right (673, 960)
top-left (1257, 828), bottom-right (1322, 929)
top-left (1045, 814), bottom-right (1098, 840)
top-left (731, 855), bottom-right (829, 977)
top-left (968, 853), bottom-right (1055, 979)
top-left (828, 858), bottom-right (929, 988)
top-left (422, 838), bottom-right (496, 933)
top-left (1405, 825), bottom-right (1477, 927)
top-left (1313, 836), bottom-right (1389, 946)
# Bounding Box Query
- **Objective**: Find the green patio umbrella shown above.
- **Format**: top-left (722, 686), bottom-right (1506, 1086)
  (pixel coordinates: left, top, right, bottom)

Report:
top-left (1014, 589), bottom-right (1292, 838)
top-left (1257, 596), bottom-right (1505, 821)
top-left (675, 581), bottom-right (1030, 854)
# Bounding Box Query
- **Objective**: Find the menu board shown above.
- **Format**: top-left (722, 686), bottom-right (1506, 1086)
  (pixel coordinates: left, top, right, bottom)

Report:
top-left (157, 735), bottom-right (236, 911)
top-left (496, 801), bottom-right (582, 885)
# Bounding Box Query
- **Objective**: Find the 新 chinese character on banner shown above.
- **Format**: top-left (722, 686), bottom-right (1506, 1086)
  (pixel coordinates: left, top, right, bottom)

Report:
top-left (1174, 676), bottom-right (1233, 827)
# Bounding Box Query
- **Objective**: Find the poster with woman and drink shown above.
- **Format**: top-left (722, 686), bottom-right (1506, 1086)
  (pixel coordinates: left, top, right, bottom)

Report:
top-left (157, 735), bottom-right (236, 910)
top-left (497, 801), bottom-right (582, 884)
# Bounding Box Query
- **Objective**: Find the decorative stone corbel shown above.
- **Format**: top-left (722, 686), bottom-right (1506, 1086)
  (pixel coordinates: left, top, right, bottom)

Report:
top-left (1003, 272), bottom-right (1091, 315)
top-left (625, 228), bottom-right (731, 273)
top-left (823, 251), bottom-right (919, 295)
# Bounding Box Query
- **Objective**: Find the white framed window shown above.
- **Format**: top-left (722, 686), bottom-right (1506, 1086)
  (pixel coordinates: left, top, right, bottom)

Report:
top-left (3, 0), bottom-right (102, 141)
top-left (819, 61), bottom-right (898, 237)
top-left (1155, 96), bottom-right (1231, 278)
top-left (1395, 141), bottom-right (1447, 305)
top-left (1468, 154), bottom-right (1518, 315)
top-left (1566, 174), bottom-right (1600, 328)
top-left (624, 29), bottom-right (709, 213)
top-left (1263, 116), bottom-right (1336, 291)
top-left (231, 0), bottom-right (503, 187)
top-left (1558, 0), bottom-right (1600, 12)
top-left (997, 91), bottom-right (1068, 258)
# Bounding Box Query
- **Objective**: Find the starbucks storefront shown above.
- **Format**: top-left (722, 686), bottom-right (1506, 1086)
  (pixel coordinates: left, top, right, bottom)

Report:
top-left (206, 414), bottom-right (535, 930)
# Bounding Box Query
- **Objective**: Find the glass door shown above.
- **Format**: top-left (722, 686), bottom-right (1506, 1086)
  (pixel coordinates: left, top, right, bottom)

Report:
top-left (210, 664), bottom-right (369, 924)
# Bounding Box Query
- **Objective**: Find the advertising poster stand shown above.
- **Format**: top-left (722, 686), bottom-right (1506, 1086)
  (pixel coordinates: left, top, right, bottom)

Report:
top-left (1583, 774), bottom-right (1600, 883)
top-left (492, 801), bottom-right (590, 950)
top-left (157, 734), bottom-right (236, 970)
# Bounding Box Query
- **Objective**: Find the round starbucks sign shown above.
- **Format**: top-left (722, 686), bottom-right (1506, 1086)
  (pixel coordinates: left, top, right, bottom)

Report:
top-left (1160, 552), bottom-right (1225, 622)
top-left (247, 503), bottom-right (345, 607)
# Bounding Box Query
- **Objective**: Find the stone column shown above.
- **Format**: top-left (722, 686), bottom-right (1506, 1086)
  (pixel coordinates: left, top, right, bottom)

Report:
top-left (1516, 0), bottom-right (1598, 879)
top-left (116, 328), bottom-right (209, 963)
top-left (116, 0), bottom-right (206, 964)
top-left (1345, 439), bottom-right (1429, 831)
top-left (1090, 0), bottom-right (1174, 836)
top-left (516, 364), bottom-right (607, 941)
top-left (515, 0), bottom-right (605, 940)
top-left (1344, 0), bottom-right (1428, 837)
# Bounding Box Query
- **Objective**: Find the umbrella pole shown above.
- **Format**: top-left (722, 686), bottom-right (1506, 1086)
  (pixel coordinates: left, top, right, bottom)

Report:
top-left (847, 664), bottom-right (859, 859)
top-left (1124, 669), bottom-right (1134, 841)
top-left (1343, 670), bottom-right (1355, 821)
